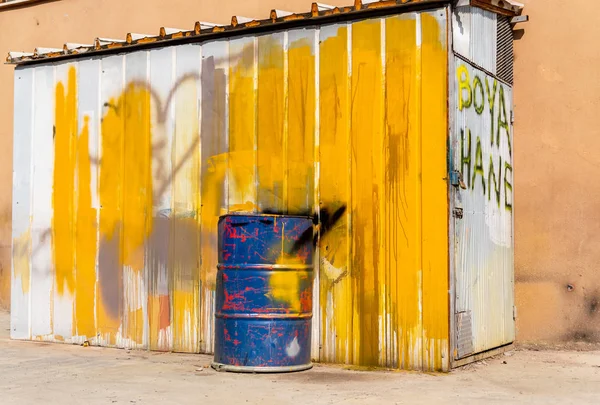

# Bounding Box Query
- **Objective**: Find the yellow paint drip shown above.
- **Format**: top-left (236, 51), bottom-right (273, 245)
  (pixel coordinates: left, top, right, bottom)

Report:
top-left (52, 67), bottom-right (78, 295)
top-left (126, 307), bottom-right (144, 345)
top-left (172, 290), bottom-right (197, 352)
top-left (13, 230), bottom-right (31, 294)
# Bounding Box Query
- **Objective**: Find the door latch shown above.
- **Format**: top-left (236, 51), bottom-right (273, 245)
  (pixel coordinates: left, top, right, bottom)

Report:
top-left (452, 208), bottom-right (464, 219)
top-left (449, 171), bottom-right (467, 189)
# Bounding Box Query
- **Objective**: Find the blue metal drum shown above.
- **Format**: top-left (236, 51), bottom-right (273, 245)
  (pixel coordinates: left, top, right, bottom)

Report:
top-left (212, 214), bottom-right (314, 373)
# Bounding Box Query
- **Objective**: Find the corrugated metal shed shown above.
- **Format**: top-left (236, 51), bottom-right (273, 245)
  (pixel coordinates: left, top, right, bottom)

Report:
top-left (8, 0), bottom-right (522, 371)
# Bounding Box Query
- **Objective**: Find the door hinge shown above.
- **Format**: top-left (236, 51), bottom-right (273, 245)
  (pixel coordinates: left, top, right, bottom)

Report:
top-left (513, 305), bottom-right (517, 320)
top-left (449, 170), bottom-right (467, 189)
top-left (452, 208), bottom-right (464, 219)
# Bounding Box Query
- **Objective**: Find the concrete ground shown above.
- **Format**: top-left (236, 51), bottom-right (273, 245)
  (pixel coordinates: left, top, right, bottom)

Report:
top-left (1, 311), bottom-right (599, 405)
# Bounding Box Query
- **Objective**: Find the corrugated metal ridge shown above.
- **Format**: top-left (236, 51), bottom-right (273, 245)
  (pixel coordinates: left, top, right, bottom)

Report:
top-left (470, 0), bottom-right (523, 17)
top-left (6, 0), bottom-right (452, 65)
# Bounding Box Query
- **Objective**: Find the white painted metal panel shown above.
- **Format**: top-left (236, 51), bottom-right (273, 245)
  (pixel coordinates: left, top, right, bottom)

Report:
top-left (97, 54), bottom-right (125, 346)
top-left (452, 6), bottom-right (497, 73)
top-left (172, 44), bottom-right (202, 353)
top-left (452, 56), bottom-right (514, 356)
top-left (30, 65), bottom-right (55, 339)
top-left (11, 68), bottom-right (34, 340)
top-left (148, 46), bottom-right (175, 352)
top-left (76, 57), bottom-right (101, 344)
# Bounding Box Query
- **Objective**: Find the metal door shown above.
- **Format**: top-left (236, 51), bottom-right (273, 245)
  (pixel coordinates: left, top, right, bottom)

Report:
top-left (451, 57), bottom-right (515, 359)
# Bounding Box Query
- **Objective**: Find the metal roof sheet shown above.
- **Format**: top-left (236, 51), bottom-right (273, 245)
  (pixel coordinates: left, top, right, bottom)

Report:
top-left (5, 0), bottom-right (522, 65)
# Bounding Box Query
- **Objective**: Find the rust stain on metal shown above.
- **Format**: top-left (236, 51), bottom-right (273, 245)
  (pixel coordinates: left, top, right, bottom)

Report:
top-left (137, 37), bottom-right (158, 44)
top-left (367, 0), bottom-right (397, 8)
top-left (311, 3), bottom-right (319, 17)
top-left (283, 14), bottom-right (305, 21)
top-left (470, 0), bottom-right (522, 16)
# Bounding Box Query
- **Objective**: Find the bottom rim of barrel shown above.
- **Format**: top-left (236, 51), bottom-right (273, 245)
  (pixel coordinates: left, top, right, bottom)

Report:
top-left (211, 362), bottom-right (313, 374)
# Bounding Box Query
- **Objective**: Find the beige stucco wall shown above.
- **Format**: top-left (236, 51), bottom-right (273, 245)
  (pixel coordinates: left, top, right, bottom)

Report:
top-left (0, 0), bottom-right (348, 309)
top-left (514, 0), bottom-right (600, 343)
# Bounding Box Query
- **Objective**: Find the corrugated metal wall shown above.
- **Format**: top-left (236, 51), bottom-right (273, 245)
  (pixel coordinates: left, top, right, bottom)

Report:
top-left (452, 56), bottom-right (515, 356)
top-left (452, 5), bottom-right (497, 74)
top-left (11, 8), bottom-right (450, 370)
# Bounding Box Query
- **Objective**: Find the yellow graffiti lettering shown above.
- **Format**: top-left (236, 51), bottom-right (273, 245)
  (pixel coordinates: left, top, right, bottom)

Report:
top-left (457, 65), bottom-right (472, 111)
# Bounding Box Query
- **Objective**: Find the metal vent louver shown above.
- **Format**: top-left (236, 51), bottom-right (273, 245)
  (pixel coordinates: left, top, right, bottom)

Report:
top-left (496, 15), bottom-right (513, 84)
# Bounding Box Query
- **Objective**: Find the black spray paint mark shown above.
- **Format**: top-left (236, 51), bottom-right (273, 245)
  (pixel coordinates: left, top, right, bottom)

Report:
top-left (283, 205), bottom-right (347, 256)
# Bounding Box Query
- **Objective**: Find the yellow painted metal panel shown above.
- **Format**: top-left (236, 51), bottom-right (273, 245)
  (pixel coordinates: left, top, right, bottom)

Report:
top-left (384, 13), bottom-right (421, 370)
top-left (287, 30), bottom-right (315, 215)
top-left (52, 67), bottom-right (77, 298)
top-left (228, 37), bottom-right (257, 212)
top-left (421, 10), bottom-right (449, 372)
top-left (350, 18), bottom-right (383, 367)
top-left (318, 24), bottom-right (351, 364)
top-left (257, 33), bottom-right (285, 212)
